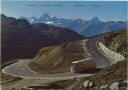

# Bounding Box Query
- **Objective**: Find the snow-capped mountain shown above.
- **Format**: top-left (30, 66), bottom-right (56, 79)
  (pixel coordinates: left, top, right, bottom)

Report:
top-left (90, 17), bottom-right (101, 23)
top-left (19, 13), bottom-right (127, 37)
top-left (30, 17), bottom-right (37, 23)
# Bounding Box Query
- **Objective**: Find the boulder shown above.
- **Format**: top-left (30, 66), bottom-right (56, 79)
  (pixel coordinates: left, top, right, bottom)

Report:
top-left (83, 80), bottom-right (89, 88)
top-left (100, 85), bottom-right (110, 90)
top-left (89, 81), bottom-right (94, 87)
top-left (118, 80), bottom-right (127, 89)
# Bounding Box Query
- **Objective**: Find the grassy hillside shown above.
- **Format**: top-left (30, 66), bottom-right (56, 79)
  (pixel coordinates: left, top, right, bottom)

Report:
top-left (28, 40), bottom-right (89, 73)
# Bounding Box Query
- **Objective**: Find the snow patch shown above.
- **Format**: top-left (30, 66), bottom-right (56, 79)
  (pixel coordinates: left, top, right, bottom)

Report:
top-left (45, 21), bottom-right (53, 24)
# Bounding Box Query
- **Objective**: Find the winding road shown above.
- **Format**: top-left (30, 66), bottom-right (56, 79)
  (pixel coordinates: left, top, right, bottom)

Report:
top-left (2, 35), bottom-right (111, 78)
top-left (2, 59), bottom-right (92, 78)
top-left (85, 35), bottom-right (111, 68)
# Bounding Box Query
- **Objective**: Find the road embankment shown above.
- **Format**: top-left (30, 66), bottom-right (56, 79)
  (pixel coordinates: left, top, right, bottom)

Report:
top-left (97, 42), bottom-right (125, 64)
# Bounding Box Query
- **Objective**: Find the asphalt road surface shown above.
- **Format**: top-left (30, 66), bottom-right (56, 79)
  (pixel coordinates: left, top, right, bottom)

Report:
top-left (2, 59), bottom-right (93, 78)
top-left (85, 35), bottom-right (111, 68)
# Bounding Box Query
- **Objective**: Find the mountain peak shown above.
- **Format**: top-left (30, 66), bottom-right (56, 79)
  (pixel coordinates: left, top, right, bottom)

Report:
top-left (40, 13), bottom-right (51, 19)
top-left (30, 17), bottom-right (37, 22)
top-left (91, 17), bottom-right (101, 23)
top-left (19, 16), bottom-right (30, 22)
top-left (1, 14), bottom-right (7, 19)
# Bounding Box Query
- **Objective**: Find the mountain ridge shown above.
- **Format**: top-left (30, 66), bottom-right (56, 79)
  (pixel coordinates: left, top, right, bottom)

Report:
top-left (19, 13), bottom-right (127, 37)
top-left (1, 14), bottom-right (85, 63)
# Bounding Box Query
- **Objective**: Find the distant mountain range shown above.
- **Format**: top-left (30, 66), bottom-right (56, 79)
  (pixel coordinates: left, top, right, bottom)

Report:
top-left (19, 13), bottom-right (127, 37)
top-left (1, 14), bottom-right (85, 63)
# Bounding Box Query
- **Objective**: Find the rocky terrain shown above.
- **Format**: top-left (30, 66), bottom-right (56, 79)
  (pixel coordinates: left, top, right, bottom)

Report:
top-left (66, 60), bottom-right (127, 90)
top-left (47, 59), bottom-right (126, 90)
top-left (101, 30), bottom-right (127, 57)
top-left (1, 14), bottom-right (85, 64)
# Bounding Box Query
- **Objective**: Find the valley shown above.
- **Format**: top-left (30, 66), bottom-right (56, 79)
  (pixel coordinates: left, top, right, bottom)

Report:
top-left (1, 14), bottom-right (85, 64)
top-left (2, 29), bottom-right (127, 90)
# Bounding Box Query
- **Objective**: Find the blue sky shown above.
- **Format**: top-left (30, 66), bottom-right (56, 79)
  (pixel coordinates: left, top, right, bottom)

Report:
top-left (1, 1), bottom-right (127, 21)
